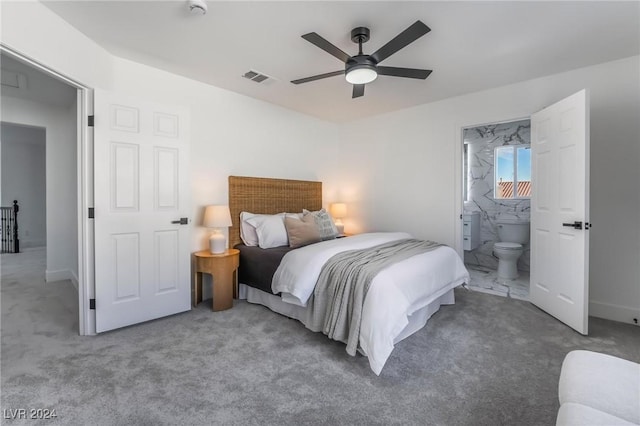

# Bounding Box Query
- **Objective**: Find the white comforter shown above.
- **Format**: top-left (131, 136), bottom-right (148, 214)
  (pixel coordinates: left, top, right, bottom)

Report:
top-left (271, 232), bottom-right (470, 374)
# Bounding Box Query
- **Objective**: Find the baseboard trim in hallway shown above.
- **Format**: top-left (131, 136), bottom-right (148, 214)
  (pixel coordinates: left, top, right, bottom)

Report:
top-left (45, 269), bottom-right (77, 286)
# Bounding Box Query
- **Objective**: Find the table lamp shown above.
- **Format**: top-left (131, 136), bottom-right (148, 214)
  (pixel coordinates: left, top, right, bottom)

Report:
top-left (203, 205), bottom-right (232, 254)
top-left (330, 203), bottom-right (347, 235)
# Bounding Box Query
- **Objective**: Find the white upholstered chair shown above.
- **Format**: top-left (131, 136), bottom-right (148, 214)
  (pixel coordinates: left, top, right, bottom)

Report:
top-left (557, 350), bottom-right (640, 426)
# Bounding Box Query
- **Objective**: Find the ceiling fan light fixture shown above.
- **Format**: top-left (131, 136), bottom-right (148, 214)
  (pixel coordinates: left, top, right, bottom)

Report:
top-left (345, 66), bottom-right (378, 85)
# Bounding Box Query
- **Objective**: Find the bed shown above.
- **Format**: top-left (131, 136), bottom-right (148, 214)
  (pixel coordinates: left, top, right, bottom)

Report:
top-left (229, 176), bottom-right (469, 375)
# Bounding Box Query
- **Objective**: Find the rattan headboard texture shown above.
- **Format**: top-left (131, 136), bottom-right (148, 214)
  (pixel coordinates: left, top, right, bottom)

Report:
top-left (228, 176), bottom-right (322, 248)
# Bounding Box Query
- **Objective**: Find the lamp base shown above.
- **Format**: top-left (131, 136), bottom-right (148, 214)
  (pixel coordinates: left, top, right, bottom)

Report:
top-left (209, 232), bottom-right (226, 254)
top-left (334, 220), bottom-right (344, 235)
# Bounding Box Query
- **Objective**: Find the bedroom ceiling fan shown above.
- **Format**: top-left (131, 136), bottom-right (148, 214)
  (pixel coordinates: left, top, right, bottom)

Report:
top-left (291, 20), bottom-right (433, 99)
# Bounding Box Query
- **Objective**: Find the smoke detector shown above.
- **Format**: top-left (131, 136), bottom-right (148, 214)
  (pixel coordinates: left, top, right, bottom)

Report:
top-left (187, 0), bottom-right (207, 15)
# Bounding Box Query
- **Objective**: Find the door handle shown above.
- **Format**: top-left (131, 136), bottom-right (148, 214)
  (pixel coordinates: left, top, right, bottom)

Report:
top-left (171, 217), bottom-right (188, 225)
top-left (562, 221), bottom-right (582, 230)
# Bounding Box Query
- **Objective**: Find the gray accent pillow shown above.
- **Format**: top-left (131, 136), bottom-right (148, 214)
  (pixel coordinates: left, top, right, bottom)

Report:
top-left (284, 215), bottom-right (322, 248)
top-left (303, 208), bottom-right (339, 240)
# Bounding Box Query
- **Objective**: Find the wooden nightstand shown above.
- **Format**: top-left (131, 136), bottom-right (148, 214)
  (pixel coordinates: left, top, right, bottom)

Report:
top-left (193, 249), bottom-right (240, 311)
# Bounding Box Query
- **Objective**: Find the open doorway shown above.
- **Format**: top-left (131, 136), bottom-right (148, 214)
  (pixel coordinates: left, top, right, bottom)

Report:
top-left (1, 123), bottom-right (46, 252)
top-left (461, 119), bottom-right (531, 300)
top-left (1, 51), bottom-right (82, 332)
top-left (456, 91), bottom-right (591, 333)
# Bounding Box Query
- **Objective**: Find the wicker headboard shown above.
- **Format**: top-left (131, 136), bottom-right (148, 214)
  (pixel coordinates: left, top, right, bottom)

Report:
top-left (228, 176), bottom-right (322, 248)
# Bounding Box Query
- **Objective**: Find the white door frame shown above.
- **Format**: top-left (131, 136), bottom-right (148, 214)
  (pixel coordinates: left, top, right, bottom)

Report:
top-left (1, 44), bottom-right (95, 336)
top-left (453, 116), bottom-right (530, 258)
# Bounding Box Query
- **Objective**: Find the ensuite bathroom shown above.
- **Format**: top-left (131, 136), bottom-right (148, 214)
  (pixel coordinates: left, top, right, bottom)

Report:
top-left (462, 119), bottom-right (531, 300)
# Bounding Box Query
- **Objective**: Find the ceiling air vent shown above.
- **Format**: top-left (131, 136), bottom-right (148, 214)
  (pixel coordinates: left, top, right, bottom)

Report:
top-left (242, 70), bottom-right (271, 83)
top-left (1, 70), bottom-right (27, 89)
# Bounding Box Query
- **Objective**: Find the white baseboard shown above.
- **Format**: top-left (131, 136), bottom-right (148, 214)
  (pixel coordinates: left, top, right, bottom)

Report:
top-left (21, 240), bottom-right (46, 249)
top-left (70, 270), bottom-right (79, 290)
top-left (45, 269), bottom-right (76, 286)
top-left (590, 300), bottom-right (640, 326)
top-left (22, 246), bottom-right (46, 252)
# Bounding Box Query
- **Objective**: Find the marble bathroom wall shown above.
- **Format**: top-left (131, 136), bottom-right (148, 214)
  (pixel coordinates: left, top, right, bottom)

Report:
top-left (463, 119), bottom-right (531, 271)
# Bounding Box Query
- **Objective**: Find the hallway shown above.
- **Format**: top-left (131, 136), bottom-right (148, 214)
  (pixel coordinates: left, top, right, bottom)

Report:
top-left (1, 247), bottom-right (78, 351)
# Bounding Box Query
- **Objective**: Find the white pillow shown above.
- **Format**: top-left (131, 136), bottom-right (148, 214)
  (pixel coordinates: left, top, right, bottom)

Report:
top-left (246, 213), bottom-right (289, 249)
top-left (239, 212), bottom-right (261, 246)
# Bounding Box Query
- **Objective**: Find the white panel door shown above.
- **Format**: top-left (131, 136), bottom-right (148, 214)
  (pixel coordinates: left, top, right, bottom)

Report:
top-left (94, 90), bottom-right (191, 332)
top-left (530, 89), bottom-right (590, 334)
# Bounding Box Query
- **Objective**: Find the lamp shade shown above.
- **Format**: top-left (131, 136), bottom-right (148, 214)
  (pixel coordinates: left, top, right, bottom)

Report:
top-left (203, 205), bottom-right (232, 228)
top-left (330, 203), bottom-right (347, 219)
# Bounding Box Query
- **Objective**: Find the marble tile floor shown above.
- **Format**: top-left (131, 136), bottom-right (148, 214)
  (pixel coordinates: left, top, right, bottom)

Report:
top-left (464, 263), bottom-right (530, 301)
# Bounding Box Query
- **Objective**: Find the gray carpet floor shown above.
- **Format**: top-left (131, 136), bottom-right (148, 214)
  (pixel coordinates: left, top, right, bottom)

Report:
top-left (2, 248), bottom-right (639, 426)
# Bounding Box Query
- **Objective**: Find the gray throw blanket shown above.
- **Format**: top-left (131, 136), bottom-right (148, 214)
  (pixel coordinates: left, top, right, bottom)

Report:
top-left (305, 238), bottom-right (442, 356)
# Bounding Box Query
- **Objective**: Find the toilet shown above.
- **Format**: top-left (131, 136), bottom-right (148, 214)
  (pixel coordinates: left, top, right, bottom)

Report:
top-left (494, 219), bottom-right (530, 279)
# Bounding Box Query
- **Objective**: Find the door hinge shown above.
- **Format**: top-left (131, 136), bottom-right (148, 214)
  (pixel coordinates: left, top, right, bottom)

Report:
top-left (89, 299), bottom-right (96, 310)
top-left (88, 115), bottom-right (94, 127)
top-left (88, 207), bottom-right (94, 219)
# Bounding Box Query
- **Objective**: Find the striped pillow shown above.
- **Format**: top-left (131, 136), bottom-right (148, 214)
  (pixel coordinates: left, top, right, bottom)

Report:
top-left (303, 208), bottom-right (339, 240)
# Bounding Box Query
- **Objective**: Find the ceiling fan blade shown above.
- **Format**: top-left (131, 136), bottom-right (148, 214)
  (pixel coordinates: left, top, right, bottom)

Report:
top-left (302, 32), bottom-right (351, 63)
top-left (370, 20), bottom-right (431, 64)
top-left (352, 84), bottom-right (365, 98)
top-left (377, 66), bottom-right (432, 79)
top-left (291, 70), bottom-right (344, 85)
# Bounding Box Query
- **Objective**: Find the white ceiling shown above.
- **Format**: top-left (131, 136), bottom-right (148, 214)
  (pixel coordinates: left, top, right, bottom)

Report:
top-left (42, 1), bottom-right (639, 123)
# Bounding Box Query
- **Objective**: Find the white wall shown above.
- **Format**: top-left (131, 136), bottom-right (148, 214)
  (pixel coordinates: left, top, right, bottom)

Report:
top-left (1, 96), bottom-right (79, 283)
top-left (340, 56), bottom-right (640, 325)
top-left (1, 123), bottom-right (47, 248)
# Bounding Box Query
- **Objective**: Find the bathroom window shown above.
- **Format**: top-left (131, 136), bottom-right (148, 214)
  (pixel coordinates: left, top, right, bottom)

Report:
top-left (494, 145), bottom-right (531, 199)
